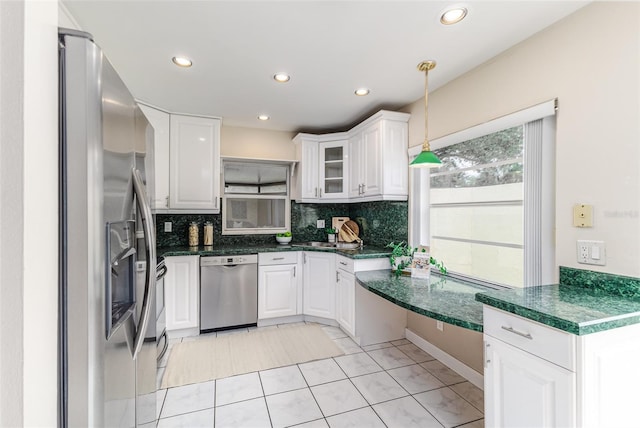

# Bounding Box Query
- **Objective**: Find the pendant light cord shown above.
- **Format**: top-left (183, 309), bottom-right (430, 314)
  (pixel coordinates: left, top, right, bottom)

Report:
top-left (418, 60), bottom-right (436, 152)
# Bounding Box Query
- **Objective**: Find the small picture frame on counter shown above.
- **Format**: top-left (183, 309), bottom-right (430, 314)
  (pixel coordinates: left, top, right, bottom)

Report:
top-left (412, 245), bottom-right (430, 278)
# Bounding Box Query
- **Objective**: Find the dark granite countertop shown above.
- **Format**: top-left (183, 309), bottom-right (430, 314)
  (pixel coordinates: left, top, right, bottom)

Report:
top-left (475, 284), bottom-right (640, 335)
top-left (158, 243), bottom-right (392, 260)
top-left (355, 270), bottom-right (489, 332)
top-left (356, 268), bottom-right (640, 336)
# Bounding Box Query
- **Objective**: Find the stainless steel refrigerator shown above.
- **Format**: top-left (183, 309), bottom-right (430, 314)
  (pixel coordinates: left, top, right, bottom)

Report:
top-left (58, 29), bottom-right (159, 427)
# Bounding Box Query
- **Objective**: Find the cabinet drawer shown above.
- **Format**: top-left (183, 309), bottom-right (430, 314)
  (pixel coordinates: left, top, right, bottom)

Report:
top-left (484, 306), bottom-right (575, 371)
top-left (259, 252), bottom-right (298, 266)
top-left (336, 255), bottom-right (354, 273)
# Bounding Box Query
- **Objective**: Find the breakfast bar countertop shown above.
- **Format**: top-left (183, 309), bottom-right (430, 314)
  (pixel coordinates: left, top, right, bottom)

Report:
top-left (355, 270), bottom-right (489, 332)
top-left (355, 268), bottom-right (640, 336)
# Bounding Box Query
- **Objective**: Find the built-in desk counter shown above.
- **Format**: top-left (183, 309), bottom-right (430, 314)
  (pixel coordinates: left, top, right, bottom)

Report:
top-left (355, 270), bottom-right (492, 332)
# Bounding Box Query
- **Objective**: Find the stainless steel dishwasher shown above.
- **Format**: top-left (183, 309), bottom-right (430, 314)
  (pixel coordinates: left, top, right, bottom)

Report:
top-left (200, 254), bottom-right (258, 332)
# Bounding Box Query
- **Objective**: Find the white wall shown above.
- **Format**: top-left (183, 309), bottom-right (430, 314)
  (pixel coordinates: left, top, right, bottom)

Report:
top-left (403, 2), bottom-right (640, 278)
top-left (0, 0), bottom-right (59, 426)
top-left (221, 126), bottom-right (296, 161)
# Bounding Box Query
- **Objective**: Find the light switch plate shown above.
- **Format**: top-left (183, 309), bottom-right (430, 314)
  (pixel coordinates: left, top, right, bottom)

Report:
top-left (573, 204), bottom-right (593, 227)
top-left (164, 222), bottom-right (172, 232)
top-left (316, 219), bottom-right (325, 228)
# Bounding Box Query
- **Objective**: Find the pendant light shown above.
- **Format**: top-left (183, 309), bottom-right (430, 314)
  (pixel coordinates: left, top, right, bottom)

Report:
top-left (409, 60), bottom-right (442, 168)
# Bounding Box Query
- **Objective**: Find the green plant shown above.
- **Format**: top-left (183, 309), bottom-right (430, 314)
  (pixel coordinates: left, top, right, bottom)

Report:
top-left (386, 242), bottom-right (413, 276)
top-left (325, 228), bottom-right (336, 234)
top-left (386, 242), bottom-right (447, 277)
top-left (276, 231), bottom-right (292, 237)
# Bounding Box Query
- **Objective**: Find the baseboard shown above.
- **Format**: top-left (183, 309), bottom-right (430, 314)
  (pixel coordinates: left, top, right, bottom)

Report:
top-left (303, 315), bottom-right (339, 327)
top-left (167, 327), bottom-right (199, 339)
top-left (405, 329), bottom-right (484, 390)
top-left (257, 315), bottom-right (305, 327)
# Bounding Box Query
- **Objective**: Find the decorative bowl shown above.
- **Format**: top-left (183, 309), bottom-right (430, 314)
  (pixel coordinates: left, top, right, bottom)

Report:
top-left (276, 236), bottom-right (292, 244)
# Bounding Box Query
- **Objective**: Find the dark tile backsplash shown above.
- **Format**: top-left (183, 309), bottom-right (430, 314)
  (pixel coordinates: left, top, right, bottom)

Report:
top-left (156, 200), bottom-right (408, 248)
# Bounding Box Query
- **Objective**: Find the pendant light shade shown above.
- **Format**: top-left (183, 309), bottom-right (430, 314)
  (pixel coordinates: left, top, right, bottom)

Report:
top-left (409, 60), bottom-right (442, 168)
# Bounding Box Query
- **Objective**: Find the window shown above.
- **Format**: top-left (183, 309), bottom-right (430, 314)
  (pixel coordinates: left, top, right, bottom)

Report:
top-left (410, 100), bottom-right (556, 288)
top-left (222, 160), bottom-right (290, 235)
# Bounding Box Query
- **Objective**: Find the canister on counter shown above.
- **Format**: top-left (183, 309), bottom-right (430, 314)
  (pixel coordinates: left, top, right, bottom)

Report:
top-left (204, 221), bottom-right (213, 246)
top-left (188, 221), bottom-right (199, 247)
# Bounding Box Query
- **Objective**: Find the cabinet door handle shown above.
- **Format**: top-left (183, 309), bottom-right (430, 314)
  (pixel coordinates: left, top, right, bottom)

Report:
top-left (272, 257), bottom-right (285, 261)
top-left (165, 196), bottom-right (169, 207)
top-left (319, 188), bottom-right (323, 198)
top-left (293, 266), bottom-right (296, 277)
top-left (501, 325), bottom-right (533, 340)
top-left (484, 342), bottom-right (491, 368)
top-left (336, 271), bottom-right (339, 282)
top-left (339, 261), bottom-right (347, 266)
top-left (315, 187), bottom-right (318, 197)
top-left (304, 253), bottom-right (307, 264)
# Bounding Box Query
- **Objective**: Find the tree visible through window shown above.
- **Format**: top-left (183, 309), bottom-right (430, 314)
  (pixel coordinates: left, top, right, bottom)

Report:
top-left (430, 126), bottom-right (525, 287)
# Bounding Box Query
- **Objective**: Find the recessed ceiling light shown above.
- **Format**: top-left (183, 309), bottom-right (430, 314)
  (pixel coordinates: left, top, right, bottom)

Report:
top-left (172, 56), bottom-right (192, 67)
top-left (354, 88), bottom-right (370, 96)
top-left (273, 73), bottom-right (291, 83)
top-left (258, 114), bottom-right (270, 121)
top-left (440, 7), bottom-right (467, 25)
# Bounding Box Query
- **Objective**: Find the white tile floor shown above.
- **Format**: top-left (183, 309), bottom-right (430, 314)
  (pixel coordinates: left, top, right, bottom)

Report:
top-left (157, 323), bottom-right (484, 427)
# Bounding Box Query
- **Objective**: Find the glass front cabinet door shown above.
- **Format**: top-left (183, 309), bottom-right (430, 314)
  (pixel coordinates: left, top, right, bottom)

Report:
top-left (319, 140), bottom-right (348, 199)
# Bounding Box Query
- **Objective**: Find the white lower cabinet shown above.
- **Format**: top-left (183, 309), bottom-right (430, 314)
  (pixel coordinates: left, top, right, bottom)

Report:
top-left (258, 252), bottom-right (301, 319)
top-left (302, 252), bottom-right (336, 319)
top-left (484, 334), bottom-right (575, 427)
top-left (335, 255), bottom-right (390, 340)
top-left (484, 305), bottom-right (640, 428)
top-left (164, 255), bottom-right (199, 334)
top-left (336, 268), bottom-right (356, 336)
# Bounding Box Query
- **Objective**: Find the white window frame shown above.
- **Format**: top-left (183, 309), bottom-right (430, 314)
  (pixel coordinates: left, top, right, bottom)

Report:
top-left (221, 161), bottom-right (291, 235)
top-left (409, 99), bottom-right (557, 287)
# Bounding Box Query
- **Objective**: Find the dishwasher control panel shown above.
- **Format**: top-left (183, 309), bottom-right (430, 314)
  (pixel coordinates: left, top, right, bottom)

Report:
top-left (200, 254), bottom-right (258, 266)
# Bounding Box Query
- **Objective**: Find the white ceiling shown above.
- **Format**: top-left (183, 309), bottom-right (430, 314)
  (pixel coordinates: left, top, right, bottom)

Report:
top-left (63, 1), bottom-right (589, 133)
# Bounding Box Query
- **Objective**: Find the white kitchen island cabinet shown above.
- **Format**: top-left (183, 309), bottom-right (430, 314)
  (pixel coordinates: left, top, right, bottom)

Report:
top-left (164, 255), bottom-right (199, 337)
top-left (302, 252), bottom-right (336, 319)
top-left (258, 252), bottom-right (302, 320)
top-left (483, 305), bottom-right (640, 428)
top-left (169, 114), bottom-right (221, 212)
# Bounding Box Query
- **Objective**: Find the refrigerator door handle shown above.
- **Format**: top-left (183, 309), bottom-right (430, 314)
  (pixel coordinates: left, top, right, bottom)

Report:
top-left (131, 168), bottom-right (156, 360)
top-left (156, 264), bottom-right (168, 281)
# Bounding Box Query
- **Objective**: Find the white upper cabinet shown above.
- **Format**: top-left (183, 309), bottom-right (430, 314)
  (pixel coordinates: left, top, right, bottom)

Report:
top-left (294, 110), bottom-right (409, 203)
top-left (169, 114), bottom-right (221, 212)
top-left (349, 111), bottom-right (409, 201)
top-left (293, 134), bottom-right (348, 202)
top-left (138, 104), bottom-right (170, 211)
top-left (294, 136), bottom-right (320, 200)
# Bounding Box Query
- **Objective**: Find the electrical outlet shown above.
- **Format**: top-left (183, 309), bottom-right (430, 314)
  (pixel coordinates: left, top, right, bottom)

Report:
top-left (317, 219), bottom-right (325, 228)
top-left (164, 222), bottom-right (172, 233)
top-left (436, 321), bottom-right (444, 331)
top-left (577, 240), bottom-right (606, 265)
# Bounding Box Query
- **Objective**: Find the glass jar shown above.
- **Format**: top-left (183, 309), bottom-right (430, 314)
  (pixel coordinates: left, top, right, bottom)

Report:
top-left (188, 222), bottom-right (199, 247)
top-left (204, 222), bottom-right (213, 246)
